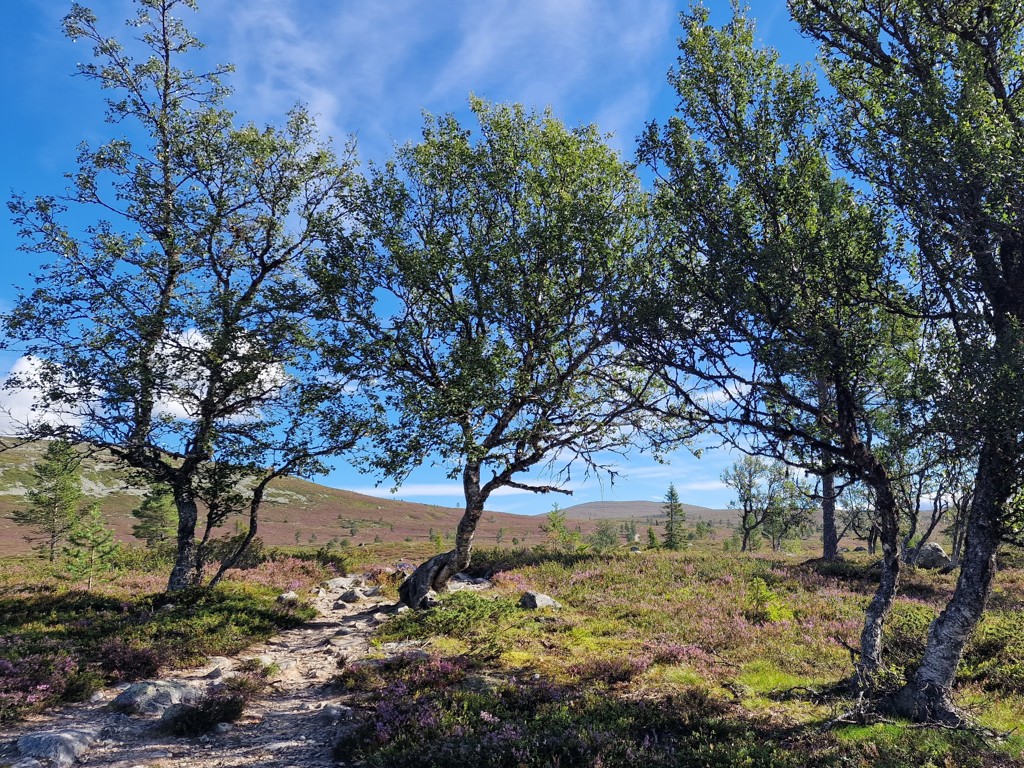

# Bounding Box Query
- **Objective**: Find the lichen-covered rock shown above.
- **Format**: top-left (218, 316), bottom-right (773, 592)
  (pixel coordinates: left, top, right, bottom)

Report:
top-left (109, 680), bottom-right (202, 715)
top-left (277, 590), bottom-right (300, 603)
top-left (17, 727), bottom-right (100, 768)
top-left (519, 591), bottom-right (562, 609)
top-left (917, 542), bottom-right (954, 570)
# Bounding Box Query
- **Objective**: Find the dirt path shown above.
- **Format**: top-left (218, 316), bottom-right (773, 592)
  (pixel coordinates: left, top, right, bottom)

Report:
top-left (0, 582), bottom-right (407, 768)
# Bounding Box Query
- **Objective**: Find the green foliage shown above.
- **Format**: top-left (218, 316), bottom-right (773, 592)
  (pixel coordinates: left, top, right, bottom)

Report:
top-left (662, 483), bottom-right (686, 550)
top-left (588, 520), bottom-right (620, 554)
top-left (541, 504), bottom-right (583, 553)
top-left (743, 578), bottom-right (794, 624)
top-left (130, 484), bottom-right (176, 551)
top-left (2, 0), bottom-right (362, 592)
top-left (316, 96), bottom-right (676, 579)
top-left (377, 591), bottom-right (519, 648)
top-left (12, 440), bottom-right (82, 562)
top-left (646, 527), bottom-right (659, 550)
top-left (63, 502), bottom-right (119, 590)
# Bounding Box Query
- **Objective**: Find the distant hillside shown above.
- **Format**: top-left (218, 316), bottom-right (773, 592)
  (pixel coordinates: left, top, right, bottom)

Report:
top-left (562, 500), bottom-right (737, 526)
top-left (0, 442), bottom-right (549, 556)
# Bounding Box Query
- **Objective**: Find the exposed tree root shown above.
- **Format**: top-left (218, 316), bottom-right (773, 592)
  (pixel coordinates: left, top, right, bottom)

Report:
top-left (398, 550), bottom-right (458, 608)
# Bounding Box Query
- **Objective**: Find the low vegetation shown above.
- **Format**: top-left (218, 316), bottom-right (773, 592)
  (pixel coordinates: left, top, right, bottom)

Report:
top-left (0, 553), bottom-right (331, 722)
top-left (334, 543), bottom-right (1024, 767)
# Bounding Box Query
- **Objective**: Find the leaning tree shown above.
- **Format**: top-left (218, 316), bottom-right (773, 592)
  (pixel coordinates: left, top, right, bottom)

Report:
top-left (2, 0), bottom-right (361, 591)
top-left (316, 99), bottom-right (681, 608)
top-left (628, 8), bottom-right (930, 681)
top-left (791, 0), bottom-right (1024, 724)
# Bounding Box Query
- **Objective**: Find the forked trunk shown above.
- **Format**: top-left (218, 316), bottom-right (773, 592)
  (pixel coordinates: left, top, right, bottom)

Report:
top-left (888, 444), bottom-right (1007, 724)
top-left (167, 487), bottom-right (200, 592)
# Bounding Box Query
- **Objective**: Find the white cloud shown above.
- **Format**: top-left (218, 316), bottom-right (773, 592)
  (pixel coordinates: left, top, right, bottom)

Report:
top-left (0, 356), bottom-right (85, 435)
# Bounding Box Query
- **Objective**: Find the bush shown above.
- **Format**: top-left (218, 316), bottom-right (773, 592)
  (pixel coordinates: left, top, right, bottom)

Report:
top-left (98, 638), bottom-right (161, 682)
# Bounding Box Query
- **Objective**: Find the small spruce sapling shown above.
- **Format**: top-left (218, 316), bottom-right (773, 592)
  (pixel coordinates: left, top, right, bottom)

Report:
top-left (64, 502), bottom-right (119, 590)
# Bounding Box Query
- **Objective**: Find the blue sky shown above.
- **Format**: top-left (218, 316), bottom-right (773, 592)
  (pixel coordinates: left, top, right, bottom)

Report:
top-left (0, 0), bottom-right (818, 514)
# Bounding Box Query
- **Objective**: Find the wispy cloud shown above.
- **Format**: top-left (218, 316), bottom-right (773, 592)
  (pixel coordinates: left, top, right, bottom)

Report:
top-left (197, 0), bottom-right (678, 161)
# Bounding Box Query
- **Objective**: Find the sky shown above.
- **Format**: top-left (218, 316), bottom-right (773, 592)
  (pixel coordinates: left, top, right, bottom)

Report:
top-left (0, 0), bottom-right (819, 515)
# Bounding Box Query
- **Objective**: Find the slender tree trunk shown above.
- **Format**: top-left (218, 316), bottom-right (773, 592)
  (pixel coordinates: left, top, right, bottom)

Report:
top-left (889, 443), bottom-right (1008, 723)
top-left (821, 471), bottom-right (839, 560)
top-left (857, 480), bottom-right (901, 681)
top-left (400, 461), bottom-right (485, 608)
top-left (168, 486), bottom-right (200, 592)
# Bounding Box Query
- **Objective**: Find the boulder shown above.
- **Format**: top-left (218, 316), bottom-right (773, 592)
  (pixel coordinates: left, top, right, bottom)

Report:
top-left (277, 590), bottom-right (300, 604)
top-left (917, 542), bottom-right (954, 570)
top-left (519, 591), bottom-right (562, 610)
top-left (17, 728), bottom-right (100, 768)
top-left (109, 680), bottom-right (202, 716)
top-left (339, 588), bottom-right (363, 603)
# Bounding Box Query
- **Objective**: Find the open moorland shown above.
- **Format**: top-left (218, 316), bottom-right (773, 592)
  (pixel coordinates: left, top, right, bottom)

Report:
top-left (1, 536), bottom-right (1022, 767)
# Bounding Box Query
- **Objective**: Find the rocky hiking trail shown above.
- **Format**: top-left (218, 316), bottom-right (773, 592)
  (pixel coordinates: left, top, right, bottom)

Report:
top-left (0, 573), bottom-right (492, 768)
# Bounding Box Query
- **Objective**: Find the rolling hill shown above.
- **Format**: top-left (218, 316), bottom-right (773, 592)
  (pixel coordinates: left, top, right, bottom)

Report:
top-left (0, 442), bottom-right (549, 556)
top-left (561, 500), bottom-right (736, 526)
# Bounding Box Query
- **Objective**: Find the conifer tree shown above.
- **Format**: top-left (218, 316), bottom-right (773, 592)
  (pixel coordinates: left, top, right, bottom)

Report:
top-left (130, 485), bottom-right (176, 551)
top-left (662, 483), bottom-right (685, 551)
top-left (12, 440), bottom-right (82, 562)
top-left (64, 502), bottom-right (119, 590)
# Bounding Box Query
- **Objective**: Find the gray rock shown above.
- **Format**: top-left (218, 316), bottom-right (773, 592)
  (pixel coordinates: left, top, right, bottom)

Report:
top-left (338, 589), bottom-right (363, 603)
top-left (362, 585), bottom-right (382, 597)
top-left (277, 590), bottom-right (300, 604)
top-left (472, 577), bottom-right (491, 585)
top-left (917, 542), bottom-right (954, 570)
top-left (109, 680), bottom-right (202, 716)
top-left (12, 759), bottom-right (44, 768)
top-left (213, 721), bottom-right (233, 734)
top-left (519, 591), bottom-right (562, 610)
top-left (17, 728), bottom-right (100, 768)
top-left (319, 703), bottom-right (353, 722)
top-left (322, 576), bottom-right (355, 591)
top-left (853, 546), bottom-right (868, 552)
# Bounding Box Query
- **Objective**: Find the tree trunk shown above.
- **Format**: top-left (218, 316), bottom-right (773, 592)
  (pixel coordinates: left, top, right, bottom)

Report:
top-left (888, 444), bottom-right (1007, 724)
top-left (167, 487), bottom-right (200, 592)
top-left (821, 471), bottom-right (839, 560)
top-left (857, 481), bottom-right (900, 681)
top-left (400, 462), bottom-right (485, 608)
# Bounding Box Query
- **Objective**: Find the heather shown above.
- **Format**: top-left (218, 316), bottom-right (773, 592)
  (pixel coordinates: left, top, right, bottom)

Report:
top-left (348, 544), bottom-right (1024, 766)
top-left (0, 552), bottom-right (331, 721)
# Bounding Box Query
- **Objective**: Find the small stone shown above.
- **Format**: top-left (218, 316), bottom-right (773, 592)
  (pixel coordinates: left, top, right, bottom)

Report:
top-left (332, 599), bottom-right (351, 610)
top-left (322, 576), bottom-right (354, 590)
top-left (472, 577), bottom-right (491, 585)
top-left (518, 591), bottom-right (562, 610)
top-left (339, 589), bottom-right (362, 603)
top-left (395, 604), bottom-right (410, 614)
top-left (319, 703), bottom-right (352, 722)
top-left (277, 590), bottom-right (300, 604)
top-left (362, 585), bottom-right (382, 597)
top-left (213, 722), bottom-right (233, 734)
top-left (371, 612), bottom-right (389, 624)
top-left (160, 603), bottom-right (177, 611)
top-left (11, 759), bottom-right (44, 768)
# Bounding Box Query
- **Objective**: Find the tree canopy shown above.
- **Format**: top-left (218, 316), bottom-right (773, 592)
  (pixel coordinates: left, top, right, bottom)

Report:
top-left (317, 98), bottom-right (681, 606)
top-left (3, 0), bottom-right (362, 590)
